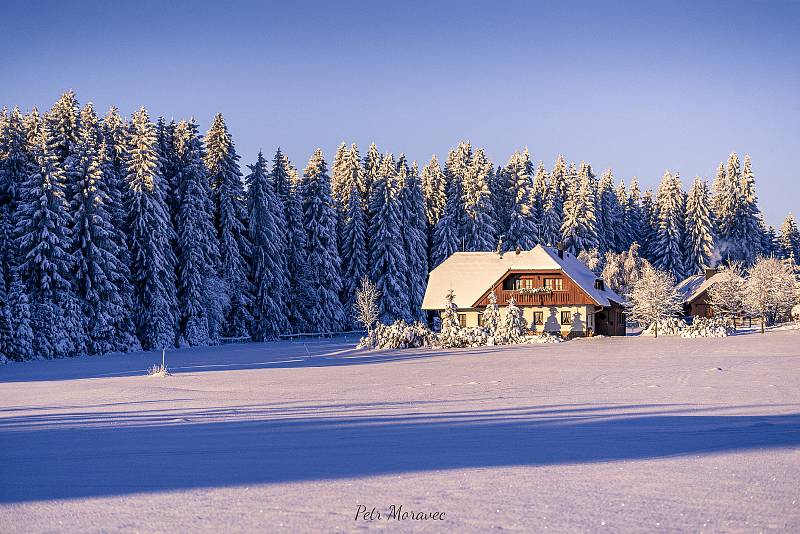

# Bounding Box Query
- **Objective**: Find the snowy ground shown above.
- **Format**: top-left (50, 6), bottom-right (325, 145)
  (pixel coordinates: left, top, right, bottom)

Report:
top-left (1, 331), bottom-right (799, 533)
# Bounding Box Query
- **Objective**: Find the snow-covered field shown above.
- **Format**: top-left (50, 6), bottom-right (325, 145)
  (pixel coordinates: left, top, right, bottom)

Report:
top-left (1, 331), bottom-right (799, 533)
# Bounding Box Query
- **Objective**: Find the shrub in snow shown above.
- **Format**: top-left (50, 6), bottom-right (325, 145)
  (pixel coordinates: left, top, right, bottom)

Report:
top-left (522, 332), bottom-right (563, 344)
top-left (147, 363), bottom-right (170, 377)
top-left (359, 320), bottom-right (434, 349)
top-left (792, 304), bottom-right (800, 322)
top-left (456, 327), bottom-right (489, 348)
top-left (681, 317), bottom-right (735, 338)
top-left (641, 317), bottom-right (686, 336)
top-left (707, 263), bottom-right (746, 320)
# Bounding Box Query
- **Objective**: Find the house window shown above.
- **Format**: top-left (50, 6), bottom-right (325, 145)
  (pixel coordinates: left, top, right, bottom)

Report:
top-left (594, 279), bottom-right (605, 290)
top-left (544, 278), bottom-right (563, 291)
top-left (523, 278), bottom-right (533, 289)
top-left (503, 275), bottom-right (522, 290)
top-left (560, 311), bottom-right (571, 325)
top-left (532, 311), bottom-right (544, 325)
top-left (458, 313), bottom-right (467, 328)
top-left (477, 313), bottom-right (484, 327)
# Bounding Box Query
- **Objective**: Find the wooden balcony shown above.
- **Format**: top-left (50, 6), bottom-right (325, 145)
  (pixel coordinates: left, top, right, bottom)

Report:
top-left (493, 289), bottom-right (576, 307)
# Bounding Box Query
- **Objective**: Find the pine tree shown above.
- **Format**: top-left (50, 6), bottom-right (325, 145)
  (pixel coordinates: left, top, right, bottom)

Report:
top-left (174, 120), bottom-right (221, 346)
top-left (368, 153), bottom-right (409, 323)
top-left (438, 289), bottom-right (461, 348)
top-left (737, 154), bottom-right (763, 264)
top-left (482, 290), bottom-right (501, 338)
top-left (125, 107), bottom-right (178, 350)
top-left (247, 151), bottom-right (289, 341)
top-left (615, 180), bottom-right (633, 249)
top-left (779, 214), bottom-right (800, 265)
top-left (340, 181), bottom-right (368, 327)
top-left (651, 171), bottom-right (686, 280)
top-left (156, 118), bottom-right (180, 222)
top-left (398, 157), bottom-right (429, 321)
top-left (45, 91), bottom-right (81, 204)
top-left (71, 103), bottom-right (137, 354)
top-left (530, 161), bottom-right (549, 244)
top-left (362, 143), bottom-right (381, 208)
top-left (504, 150), bottom-right (537, 251)
top-left (683, 177), bottom-right (715, 275)
top-left (499, 297), bottom-right (526, 344)
top-left (330, 142), bottom-right (351, 211)
top-left (15, 127), bottom-right (83, 357)
top-left (204, 113), bottom-right (252, 337)
top-left (431, 170), bottom-right (461, 267)
top-left (542, 155), bottom-right (568, 246)
top-left (462, 148), bottom-right (495, 251)
top-left (281, 159), bottom-right (310, 333)
top-left (597, 169), bottom-right (624, 253)
top-left (421, 154), bottom-right (446, 227)
top-left (561, 164), bottom-right (599, 254)
top-left (301, 149), bottom-right (345, 332)
top-left (0, 108), bottom-right (27, 288)
top-left (714, 153), bottom-right (742, 263)
top-left (5, 274), bottom-right (33, 360)
top-left (270, 147), bottom-right (293, 202)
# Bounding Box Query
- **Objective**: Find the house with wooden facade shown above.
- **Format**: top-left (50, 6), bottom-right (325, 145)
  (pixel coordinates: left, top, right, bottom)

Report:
top-left (676, 268), bottom-right (721, 318)
top-left (421, 245), bottom-right (627, 337)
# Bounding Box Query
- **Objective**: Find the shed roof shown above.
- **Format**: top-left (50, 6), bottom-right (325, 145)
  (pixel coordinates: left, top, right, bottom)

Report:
top-left (676, 272), bottom-right (722, 303)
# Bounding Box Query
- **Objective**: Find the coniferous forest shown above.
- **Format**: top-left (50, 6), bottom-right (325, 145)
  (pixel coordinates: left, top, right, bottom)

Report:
top-left (0, 91), bottom-right (799, 360)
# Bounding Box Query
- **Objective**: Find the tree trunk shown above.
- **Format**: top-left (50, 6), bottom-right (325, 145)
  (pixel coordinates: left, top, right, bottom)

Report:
top-left (761, 312), bottom-right (765, 334)
top-left (654, 321), bottom-right (658, 338)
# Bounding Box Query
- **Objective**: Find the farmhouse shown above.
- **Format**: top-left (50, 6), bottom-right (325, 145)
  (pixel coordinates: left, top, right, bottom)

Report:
top-left (676, 268), bottom-right (721, 318)
top-left (421, 245), bottom-right (626, 337)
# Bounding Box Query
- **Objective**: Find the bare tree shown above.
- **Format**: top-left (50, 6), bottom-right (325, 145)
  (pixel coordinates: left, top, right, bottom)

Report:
top-left (353, 276), bottom-right (380, 336)
top-left (627, 264), bottom-right (682, 337)
top-left (745, 257), bottom-right (796, 333)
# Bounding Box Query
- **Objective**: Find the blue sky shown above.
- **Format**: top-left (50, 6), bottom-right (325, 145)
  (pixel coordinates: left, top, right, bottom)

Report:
top-left (1, 0), bottom-right (797, 225)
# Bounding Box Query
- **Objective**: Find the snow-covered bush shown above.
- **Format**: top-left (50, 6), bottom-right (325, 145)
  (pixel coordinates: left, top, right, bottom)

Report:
top-left (641, 317), bottom-right (686, 336)
top-left (745, 256), bottom-right (797, 333)
top-left (438, 289), bottom-right (462, 348)
top-left (792, 304), bottom-right (800, 322)
top-left (482, 291), bottom-right (501, 338)
top-left (522, 332), bottom-right (563, 344)
top-left (147, 363), bottom-right (170, 377)
top-left (681, 317), bottom-right (735, 338)
top-left (359, 320), bottom-right (434, 349)
top-left (456, 327), bottom-right (489, 348)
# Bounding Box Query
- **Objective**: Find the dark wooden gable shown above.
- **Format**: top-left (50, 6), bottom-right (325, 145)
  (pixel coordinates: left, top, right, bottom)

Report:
top-left (472, 269), bottom-right (600, 308)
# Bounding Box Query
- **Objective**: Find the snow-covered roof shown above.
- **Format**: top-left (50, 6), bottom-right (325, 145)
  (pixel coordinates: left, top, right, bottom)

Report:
top-left (676, 272), bottom-right (721, 303)
top-left (421, 245), bottom-right (624, 310)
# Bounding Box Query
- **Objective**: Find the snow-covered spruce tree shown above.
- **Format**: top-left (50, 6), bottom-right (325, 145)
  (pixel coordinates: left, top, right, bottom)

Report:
top-left (779, 214), bottom-right (800, 265)
top-left (340, 181), bottom-right (368, 326)
top-left (482, 290), bottom-right (501, 340)
top-left (561, 164), bottom-right (599, 255)
top-left (597, 169), bottom-right (624, 253)
top-left (706, 262), bottom-right (746, 323)
top-left (280, 159), bottom-right (309, 333)
top-left (203, 113), bottom-right (252, 337)
top-left (627, 264), bottom-right (682, 337)
top-left (125, 107), bottom-right (178, 350)
top-left (761, 223), bottom-right (781, 258)
top-left (0, 108), bottom-right (27, 288)
top-left (398, 157), bottom-right (429, 321)
top-left (5, 274), bottom-right (33, 360)
top-left (246, 151), bottom-right (289, 341)
top-left (368, 153), bottom-right (409, 323)
top-left (45, 91), bottom-right (81, 203)
top-left (651, 171), bottom-right (686, 280)
top-left (736, 155), bottom-right (763, 265)
top-left (438, 289), bottom-right (461, 348)
top-left (499, 297), bottom-right (527, 344)
top-left (614, 180), bottom-right (633, 250)
top-left (714, 153), bottom-right (744, 263)
top-left (362, 143), bottom-right (381, 208)
top-left (301, 149), bottom-right (345, 332)
top-left (683, 177), bottom-right (715, 275)
top-left (745, 256), bottom-right (797, 332)
top-left (421, 154), bottom-right (446, 228)
top-left (102, 107), bottom-right (131, 233)
top-left (504, 150), bottom-right (537, 251)
top-left (15, 127), bottom-right (84, 357)
top-left (431, 161), bottom-right (463, 268)
top-left (70, 103), bottom-right (137, 354)
top-left (540, 155), bottom-right (567, 246)
top-left (330, 142), bottom-right (350, 210)
top-left (624, 178), bottom-right (646, 249)
top-left (639, 189), bottom-right (658, 263)
top-left (462, 148), bottom-right (496, 251)
top-left (530, 161), bottom-right (549, 243)
top-left (173, 120), bottom-right (222, 346)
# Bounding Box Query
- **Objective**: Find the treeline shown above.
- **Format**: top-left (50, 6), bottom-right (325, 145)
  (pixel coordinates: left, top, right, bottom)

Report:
top-left (0, 91), bottom-right (799, 360)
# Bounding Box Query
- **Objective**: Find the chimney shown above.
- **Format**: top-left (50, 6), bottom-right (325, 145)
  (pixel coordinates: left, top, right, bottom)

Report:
top-left (704, 267), bottom-right (718, 280)
top-left (556, 242), bottom-right (564, 259)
